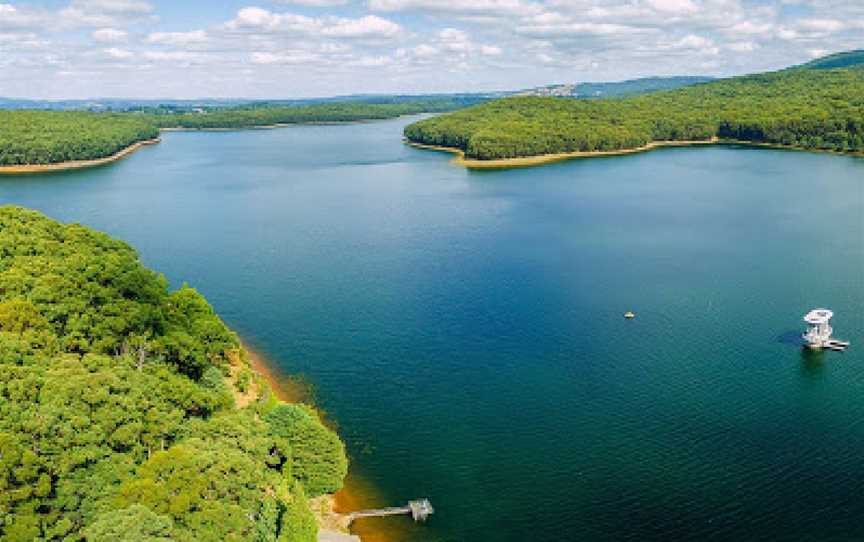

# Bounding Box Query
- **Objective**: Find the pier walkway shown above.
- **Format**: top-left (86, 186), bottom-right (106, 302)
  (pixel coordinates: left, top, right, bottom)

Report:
top-left (347, 499), bottom-right (434, 523)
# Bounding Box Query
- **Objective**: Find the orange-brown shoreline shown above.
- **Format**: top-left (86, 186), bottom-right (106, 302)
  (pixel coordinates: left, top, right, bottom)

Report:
top-left (0, 139), bottom-right (161, 174)
top-left (240, 340), bottom-right (395, 542)
top-left (406, 137), bottom-right (864, 169)
top-left (7, 126), bottom-right (859, 176)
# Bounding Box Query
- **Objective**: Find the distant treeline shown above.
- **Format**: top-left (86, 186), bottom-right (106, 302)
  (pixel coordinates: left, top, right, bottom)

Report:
top-left (146, 100), bottom-right (469, 129)
top-left (0, 100), bottom-right (472, 166)
top-left (404, 66), bottom-right (864, 160)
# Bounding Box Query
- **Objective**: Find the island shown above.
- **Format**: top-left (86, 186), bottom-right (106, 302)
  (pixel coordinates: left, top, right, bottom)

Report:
top-left (403, 51), bottom-right (864, 168)
top-left (0, 206), bottom-right (349, 542)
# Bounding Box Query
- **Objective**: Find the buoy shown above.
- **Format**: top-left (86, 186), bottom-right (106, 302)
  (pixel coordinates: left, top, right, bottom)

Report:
top-left (624, 311), bottom-right (635, 319)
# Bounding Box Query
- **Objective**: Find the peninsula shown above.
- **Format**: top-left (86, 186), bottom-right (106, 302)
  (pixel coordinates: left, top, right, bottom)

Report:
top-left (0, 206), bottom-right (349, 542)
top-left (404, 51), bottom-right (864, 168)
top-left (0, 100), bottom-right (471, 174)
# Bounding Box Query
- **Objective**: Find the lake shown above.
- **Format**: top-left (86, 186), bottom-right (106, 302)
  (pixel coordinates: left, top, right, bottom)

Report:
top-left (2, 116), bottom-right (863, 541)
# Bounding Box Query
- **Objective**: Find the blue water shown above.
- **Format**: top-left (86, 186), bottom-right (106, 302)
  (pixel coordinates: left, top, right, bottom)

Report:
top-left (2, 117), bottom-right (863, 541)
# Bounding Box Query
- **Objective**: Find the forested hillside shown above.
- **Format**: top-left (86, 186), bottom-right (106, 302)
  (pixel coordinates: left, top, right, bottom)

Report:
top-left (0, 100), bottom-right (468, 167)
top-left (0, 207), bottom-right (347, 541)
top-left (0, 112), bottom-right (158, 166)
top-left (573, 76), bottom-right (713, 98)
top-left (404, 65), bottom-right (864, 161)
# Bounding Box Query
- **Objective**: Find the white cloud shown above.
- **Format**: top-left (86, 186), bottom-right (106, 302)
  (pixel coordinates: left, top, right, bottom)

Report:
top-left (226, 8), bottom-right (402, 39)
top-left (727, 21), bottom-right (774, 35)
top-left (147, 30), bottom-right (208, 46)
top-left (411, 44), bottom-right (439, 58)
top-left (323, 15), bottom-right (402, 38)
top-left (797, 18), bottom-right (844, 32)
top-left (60, 0), bottom-right (154, 28)
top-left (142, 51), bottom-right (203, 62)
top-left (280, 0), bottom-right (350, 5)
top-left (104, 46), bottom-right (133, 58)
top-left (0, 3), bottom-right (39, 29)
top-left (71, 0), bottom-right (153, 15)
top-left (251, 51), bottom-right (320, 64)
top-left (353, 55), bottom-right (392, 66)
top-left (0, 31), bottom-right (48, 49)
top-left (673, 34), bottom-right (712, 49)
top-left (4, 0), bottom-right (864, 99)
top-left (369, 0), bottom-right (540, 17)
top-left (518, 20), bottom-right (649, 37)
top-left (92, 28), bottom-right (128, 42)
top-left (727, 41), bottom-right (757, 52)
top-left (645, 0), bottom-right (698, 15)
top-left (808, 47), bottom-right (829, 58)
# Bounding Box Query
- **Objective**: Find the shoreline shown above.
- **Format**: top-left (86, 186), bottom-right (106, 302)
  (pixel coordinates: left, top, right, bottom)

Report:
top-left (405, 137), bottom-right (864, 169)
top-left (160, 116), bottom-right (415, 132)
top-left (4, 122), bottom-right (861, 176)
top-left (239, 340), bottom-right (393, 542)
top-left (0, 138), bottom-right (161, 174)
top-left (0, 114), bottom-right (424, 175)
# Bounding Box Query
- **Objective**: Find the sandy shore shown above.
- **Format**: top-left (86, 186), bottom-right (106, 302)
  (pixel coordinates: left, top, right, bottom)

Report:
top-left (0, 139), bottom-right (161, 174)
top-left (406, 137), bottom-right (864, 169)
top-left (0, 116), bottom-right (410, 175)
top-left (240, 341), bottom-right (395, 542)
top-left (406, 138), bottom-right (721, 168)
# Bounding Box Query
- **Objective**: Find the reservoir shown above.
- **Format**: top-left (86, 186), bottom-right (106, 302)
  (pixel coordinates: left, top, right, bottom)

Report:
top-left (1, 116), bottom-right (863, 541)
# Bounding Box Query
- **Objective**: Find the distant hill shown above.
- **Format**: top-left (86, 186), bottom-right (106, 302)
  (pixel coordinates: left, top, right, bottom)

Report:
top-left (572, 76), bottom-right (715, 98)
top-left (514, 77), bottom-right (714, 99)
top-left (0, 93), bottom-right (497, 112)
top-left (801, 50), bottom-right (864, 70)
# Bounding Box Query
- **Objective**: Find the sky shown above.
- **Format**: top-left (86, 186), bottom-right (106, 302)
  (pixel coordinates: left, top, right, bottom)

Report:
top-left (1, 0), bottom-right (862, 99)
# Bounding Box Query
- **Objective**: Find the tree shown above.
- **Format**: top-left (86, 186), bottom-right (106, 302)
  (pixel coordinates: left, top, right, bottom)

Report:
top-left (264, 404), bottom-right (348, 497)
top-left (84, 505), bottom-right (173, 542)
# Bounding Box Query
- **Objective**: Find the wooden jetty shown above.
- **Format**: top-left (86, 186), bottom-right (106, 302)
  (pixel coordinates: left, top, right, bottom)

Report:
top-left (347, 499), bottom-right (434, 523)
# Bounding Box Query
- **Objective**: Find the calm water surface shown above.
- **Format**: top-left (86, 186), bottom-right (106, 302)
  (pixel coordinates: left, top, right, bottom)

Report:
top-left (2, 117), bottom-right (863, 541)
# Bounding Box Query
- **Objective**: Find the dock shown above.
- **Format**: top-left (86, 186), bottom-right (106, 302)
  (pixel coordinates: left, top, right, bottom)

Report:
top-left (822, 339), bottom-right (850, 352)
top-left (347, 499), bottom-right (434, 523)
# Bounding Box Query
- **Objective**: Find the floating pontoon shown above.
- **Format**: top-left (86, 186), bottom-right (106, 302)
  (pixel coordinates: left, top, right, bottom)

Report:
top-left (802, 309), bottom-right (849, 351)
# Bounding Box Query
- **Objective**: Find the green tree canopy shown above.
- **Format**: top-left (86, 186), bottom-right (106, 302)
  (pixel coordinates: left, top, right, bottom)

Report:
top-left (405, 66), bottom-right (864, 160)
top-left (265, 404), bottom-right (348, 497)
top-left (0, 206), bottom-right (347, 542)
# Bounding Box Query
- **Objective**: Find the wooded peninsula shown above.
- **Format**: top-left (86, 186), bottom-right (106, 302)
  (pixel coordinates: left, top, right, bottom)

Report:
top-left (0, 206), bottom-right (347, 541)
top-left (404, 56), bottom-right (864, 164)
top-left (0, 100), bottom-right (466, 168)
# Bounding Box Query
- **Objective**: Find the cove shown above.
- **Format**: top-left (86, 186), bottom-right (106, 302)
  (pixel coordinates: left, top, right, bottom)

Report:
top-left (1, 116), bottom-right (863, 542)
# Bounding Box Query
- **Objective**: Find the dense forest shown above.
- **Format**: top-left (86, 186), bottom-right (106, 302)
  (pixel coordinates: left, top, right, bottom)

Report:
top-left (0, 112), bottom-right (158, 166)
top-left (145, 100), bottom-right (463, 130)
top-left (0, 100), bottom-right (466, 167)
top-left (404, 64), bottom-right (864, 160)
top-left (0, 206), bottom-right (347, 541)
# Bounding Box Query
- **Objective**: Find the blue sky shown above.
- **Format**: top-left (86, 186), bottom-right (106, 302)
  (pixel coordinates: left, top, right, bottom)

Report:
top-left (1, 0), bottom-right (861, 99)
